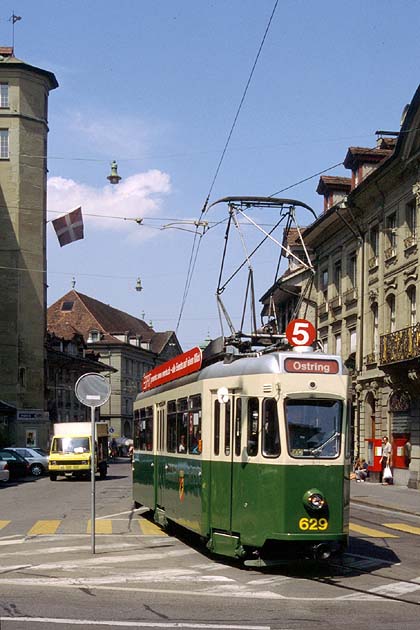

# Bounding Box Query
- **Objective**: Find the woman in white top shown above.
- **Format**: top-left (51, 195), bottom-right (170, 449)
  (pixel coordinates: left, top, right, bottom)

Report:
top-left (380, 435), bottom-right (392, 484)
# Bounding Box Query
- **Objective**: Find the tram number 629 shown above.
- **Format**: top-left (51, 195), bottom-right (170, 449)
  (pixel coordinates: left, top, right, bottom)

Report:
top-left (298, 517), bottom-right (329, 531)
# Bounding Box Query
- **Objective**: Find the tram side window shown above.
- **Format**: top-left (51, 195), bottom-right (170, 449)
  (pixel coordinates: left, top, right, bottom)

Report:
top-left (133, 408), bottom-right (140, 449)
top-left (167, 400), bottom-right (177, 452)
top-left (247, 397), bottom-right (259, 456)
top-left (177, 398), bottom-right (188, 453)
top-left (214, 400), bottom-right (220, 455)
top-left (225, 399), bottom-right (231, 455)
top-left (262, 398), bottom-right (280, 457)
top-left (188, 394), bottom-right (202, 455)
top-left (139, 406), bottom-right (153, 451)
top-left (235, 398), bottom-right (242, 456)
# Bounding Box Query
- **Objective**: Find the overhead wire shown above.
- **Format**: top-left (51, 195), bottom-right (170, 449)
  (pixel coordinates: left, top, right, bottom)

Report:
top-left (175, 0), bottom-right (279, 333)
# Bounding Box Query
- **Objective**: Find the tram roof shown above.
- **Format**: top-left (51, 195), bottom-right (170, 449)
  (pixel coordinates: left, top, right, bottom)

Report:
top-left (135, 350), bottom-right (345, 400)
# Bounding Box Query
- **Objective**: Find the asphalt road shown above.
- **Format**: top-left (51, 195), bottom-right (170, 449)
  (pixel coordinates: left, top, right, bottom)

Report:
top-left (1, 460), bottom-right (420, 629)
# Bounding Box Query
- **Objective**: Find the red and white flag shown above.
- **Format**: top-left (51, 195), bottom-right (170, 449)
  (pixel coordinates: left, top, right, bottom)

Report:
top-left (52, 207), bottom-right (84, 247)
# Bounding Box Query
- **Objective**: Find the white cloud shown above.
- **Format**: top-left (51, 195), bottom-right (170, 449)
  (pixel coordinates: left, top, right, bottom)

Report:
top-left (47, 170), bottom-right (171, 238)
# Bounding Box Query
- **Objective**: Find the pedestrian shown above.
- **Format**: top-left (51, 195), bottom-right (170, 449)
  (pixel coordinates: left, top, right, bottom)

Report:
top-left (380, 435), bottom-right (392, 485)
top-left (355, 458), bottom-right (369, 482)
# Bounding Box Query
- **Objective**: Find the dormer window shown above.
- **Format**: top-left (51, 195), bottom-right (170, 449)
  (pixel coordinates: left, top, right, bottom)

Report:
top-left (0, 83), bottom-right (9, 108)
top-left (61, 301), bottom-right (74, 311)
top-left (88, 329), bottom-right (100, 343)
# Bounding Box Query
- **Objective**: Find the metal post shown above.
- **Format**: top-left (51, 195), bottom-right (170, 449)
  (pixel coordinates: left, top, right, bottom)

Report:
top-left (91, 405), bottom-right (96, 554)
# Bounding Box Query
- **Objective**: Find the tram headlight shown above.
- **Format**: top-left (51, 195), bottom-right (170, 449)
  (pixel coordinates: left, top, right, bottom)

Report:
top-left (303, 488), bottom-right (326, 510)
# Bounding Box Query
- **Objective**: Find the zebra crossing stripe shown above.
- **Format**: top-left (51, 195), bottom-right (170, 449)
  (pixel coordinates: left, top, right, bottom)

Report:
top-left (383, 523), bottom-right (420, 535)
top-left (0, 521), bottom-right (10, 531)
top-left (137, 519), bottom-right (166, 536)
top-left (27, 520), bottom-right (61, 536)
top-left (349, 523), bottom-right (398, 538)
top-left (86, 520), bottom-right (113, 534)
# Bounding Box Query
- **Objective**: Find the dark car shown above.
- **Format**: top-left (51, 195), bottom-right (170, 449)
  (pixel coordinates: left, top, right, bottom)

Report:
top-left (0, 449), bottom-right (30, 480)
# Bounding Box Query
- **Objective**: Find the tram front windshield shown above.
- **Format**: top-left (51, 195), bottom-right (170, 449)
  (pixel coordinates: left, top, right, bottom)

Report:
top-left (285, 399), bottom-right (342, 458)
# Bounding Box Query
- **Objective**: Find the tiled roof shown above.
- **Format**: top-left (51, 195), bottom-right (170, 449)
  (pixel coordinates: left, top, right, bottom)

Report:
top-left (316, 176), bottom-right (351, 195)
top-left (48, 290), bottom-right (154, 344)
top-left (344, 145), bottom-right (394, 169)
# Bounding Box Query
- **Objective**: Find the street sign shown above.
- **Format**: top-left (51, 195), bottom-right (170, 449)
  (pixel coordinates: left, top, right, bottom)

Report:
top-left (285, 319), bottom-right (316, 347)
top-left (74, 373), bottom-right (111, 556)
top-left (75, 373), bottom-right (111, 408)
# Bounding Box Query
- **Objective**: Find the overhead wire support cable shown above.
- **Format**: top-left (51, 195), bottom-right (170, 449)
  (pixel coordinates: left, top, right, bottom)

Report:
top-left (175, 0), bottom-right (279, 335)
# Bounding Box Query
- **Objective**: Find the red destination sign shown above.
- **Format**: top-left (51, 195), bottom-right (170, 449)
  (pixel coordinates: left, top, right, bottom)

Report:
top-left (142, 347), bottom-right (203, 391)
top-left (284, 358), bottom-right (339, 374)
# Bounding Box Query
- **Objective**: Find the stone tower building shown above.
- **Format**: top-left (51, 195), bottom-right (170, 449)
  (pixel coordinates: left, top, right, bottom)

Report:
top-left (0, 47), bottom-right (58, 446)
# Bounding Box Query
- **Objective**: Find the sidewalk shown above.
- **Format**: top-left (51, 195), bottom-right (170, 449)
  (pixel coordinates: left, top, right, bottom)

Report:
top-left (350, 479), bottom-right (420, 516)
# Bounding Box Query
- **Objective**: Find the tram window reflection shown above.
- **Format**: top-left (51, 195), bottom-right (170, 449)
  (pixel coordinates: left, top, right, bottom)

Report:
top-left (225, 399), bottom-right (231, 455)
top-left (139, 406), bottom-right (153, 451)
top-left (262, 398), bottom-right (280, 457)
top-left (188, 394), bottom-right (202, 455)
top-left (167, 400), bottom-right (177, 452)
top-left (214, 400), bottom-right (220, 455)
top-left (177, 398), bottom-right (188, 453)
top-left (247, 397), bottom-right (259, 456)
top-left (235, 398), bottom-right (242, 456)
top-left (285, 398), bottom-right (342, 458)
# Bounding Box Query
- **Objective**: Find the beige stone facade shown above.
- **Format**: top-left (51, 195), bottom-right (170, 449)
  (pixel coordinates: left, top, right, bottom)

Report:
top-left (0, 48), bottom-right (57, 447)
top-left (261, 85), bottom-right (420, 488)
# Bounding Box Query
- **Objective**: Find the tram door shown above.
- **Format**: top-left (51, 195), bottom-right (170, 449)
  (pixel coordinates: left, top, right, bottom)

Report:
top-left (210, 394), bottom-right (242, 533)
top-left (156, 403), bottom-right (165, 509)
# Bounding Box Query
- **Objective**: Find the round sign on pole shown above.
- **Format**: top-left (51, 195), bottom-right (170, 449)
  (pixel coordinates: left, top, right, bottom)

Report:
top-left (75, 373), bottom-right (111, 408)
top-left (285, 319), bottom-right (316, 347)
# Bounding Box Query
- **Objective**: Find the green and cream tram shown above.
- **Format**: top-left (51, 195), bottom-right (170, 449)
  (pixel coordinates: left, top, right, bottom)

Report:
top-left (133, 343), bottom-right (351, 565)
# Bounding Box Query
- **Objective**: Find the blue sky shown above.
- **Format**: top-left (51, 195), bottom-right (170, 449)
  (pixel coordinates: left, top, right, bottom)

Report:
top-left (2, 1), bottom-right (420, 350)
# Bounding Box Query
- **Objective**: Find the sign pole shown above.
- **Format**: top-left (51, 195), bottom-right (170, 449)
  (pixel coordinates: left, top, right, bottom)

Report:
top-left (91, 404), bottom-right (96, 554)
top-left (75, 373), bottom-right (111, 557)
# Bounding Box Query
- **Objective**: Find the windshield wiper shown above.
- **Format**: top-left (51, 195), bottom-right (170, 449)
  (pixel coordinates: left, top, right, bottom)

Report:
top-left (310, 431), bottom-right (340, 456)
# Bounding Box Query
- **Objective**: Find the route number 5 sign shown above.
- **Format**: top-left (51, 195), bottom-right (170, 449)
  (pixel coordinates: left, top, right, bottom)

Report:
top-left (285, 319), bottom-right (316, 347)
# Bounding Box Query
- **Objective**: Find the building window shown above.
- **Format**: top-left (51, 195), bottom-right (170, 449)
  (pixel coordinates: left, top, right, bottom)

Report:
top-left (321, 338), bottom-right (328, 353)
top-left (406, 199), bottom-right (416, 236)
top-left (0, 129), bottom-right (9, 159)
top-left (387, 213), bottom-right (397, 249)
top-left (333, 261), bottom-right (342, 295)
top-left (334, 333), bottom-right (342, 355)
top-left (61, 301), bottom-right (74, 311)
top-left (372, 303), bottom-right (379, 354)
top-left (387, 294), bottom-right (396, 333)
top-left (0, 83), bottom-right (9, 108)
top-left (87, 329), bottom-right (100, 343)
top-left (348, 252), bottom-right (357, 287)
top-left (407, 286), bottom-right (416, 326)
top-left (321, 268), bottom-right (328, 301)
top-left (349, 328), bottom-right (357, 353)
top-left (370, 225), bottom-right (379, 256)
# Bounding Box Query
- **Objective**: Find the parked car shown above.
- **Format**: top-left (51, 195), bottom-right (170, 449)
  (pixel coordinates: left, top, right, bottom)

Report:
top-left (0, 449), bottom-right (30, 480)
top-left (0, 461), bottom-right (10, 483)
top-left (4, 447), bottom-right (49, 477)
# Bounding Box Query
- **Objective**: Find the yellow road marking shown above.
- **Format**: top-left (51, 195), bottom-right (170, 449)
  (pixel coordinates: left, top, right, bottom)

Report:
top-left (137, 518), bottom-right (166, 536)
top-left (0, 520), bottom-right (11, 531)
top-left (27, 520), bottom-right (61, 536)
top-left (86, 519), bottom-right (113, 534)
top-left (349, 523), bottom-right (398, 538)
top-left (384, 523), bottom-right (420, 535)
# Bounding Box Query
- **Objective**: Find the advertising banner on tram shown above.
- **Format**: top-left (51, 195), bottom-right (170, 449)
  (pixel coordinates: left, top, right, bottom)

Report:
top-left (142, 347), bottom-right (202, 391)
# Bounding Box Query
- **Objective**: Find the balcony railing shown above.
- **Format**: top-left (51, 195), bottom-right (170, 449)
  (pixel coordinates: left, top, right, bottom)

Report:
top-left (343, 287), bottom-right (358, 304)
top-left (404, 234), bottom-right (417, 250)
top-left (384, 246), bottom-right (396, 261)
top-left (329, 295), bottom-right (342, 310)
top-left (380, 323), bottom-right (420, 365)
top-left (364, 352), bottom-right (377, 366)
